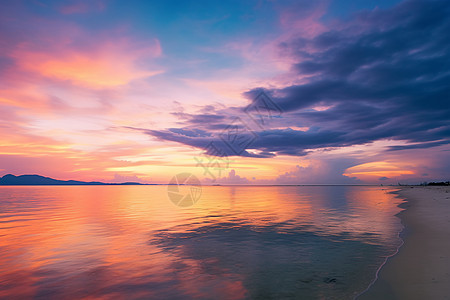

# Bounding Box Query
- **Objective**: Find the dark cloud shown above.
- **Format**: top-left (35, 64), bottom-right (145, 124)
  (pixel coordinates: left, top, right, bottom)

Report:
top-left (135, 126), bottom-right (273, 158)
top-left (172, 112), bottom-right (227, 125)
top-left (254, 0), bottom-right (450, 153)
top-left (167, 128), bottom-right (212, 138)
top-left (387, 140), bottom-right (450, 151)
top-left (286, 9), bottom-right (447, 98)
top-left (143, 0), bottom-right (450, 158)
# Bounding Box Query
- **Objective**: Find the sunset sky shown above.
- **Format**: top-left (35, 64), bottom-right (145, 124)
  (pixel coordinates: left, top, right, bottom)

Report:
top-left (1, 0), bottom-right (449, 184)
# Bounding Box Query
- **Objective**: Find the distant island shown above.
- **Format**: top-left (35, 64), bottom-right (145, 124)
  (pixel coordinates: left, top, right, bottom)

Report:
top-left (0, 174), bottom-right (146, 186)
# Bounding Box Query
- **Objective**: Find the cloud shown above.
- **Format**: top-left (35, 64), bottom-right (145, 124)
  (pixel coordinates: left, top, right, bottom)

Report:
top-left (387, 140), bottom-right (450, 151)
top-left (204, 169), bottom-right (250, 185)
top-left (1, 0), bottom-right (449, 184)
top-left (145, 0), bottom-right (450, 160)
top-left (344, 161), bottom-right (415, 182)
top-left (0, 3), bottom-right (163, 89)
top-left (277, 0), bottom-right (328, 38)
top-left (111, 173), bottom-right (148, 184)
top-left (140, 126), bottom-right (272, 158)
top-left (265, 0), bottom-right (450, 147)
top-left (12, 38), bottom-right (163, 88)
top-left (274, 158), bottom-right (360, 185)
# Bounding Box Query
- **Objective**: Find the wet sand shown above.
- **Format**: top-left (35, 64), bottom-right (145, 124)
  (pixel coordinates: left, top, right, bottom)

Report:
top-left (359, 186), bottom-right (450, 300)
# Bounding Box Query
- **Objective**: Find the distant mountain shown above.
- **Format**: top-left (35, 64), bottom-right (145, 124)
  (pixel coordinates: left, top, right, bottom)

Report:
top-left (0, 174), bottom-right (144, 185)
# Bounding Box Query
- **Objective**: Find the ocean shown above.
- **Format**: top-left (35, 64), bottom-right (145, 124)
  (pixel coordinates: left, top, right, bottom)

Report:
top-left (0, 185), bottom-right (404, 299)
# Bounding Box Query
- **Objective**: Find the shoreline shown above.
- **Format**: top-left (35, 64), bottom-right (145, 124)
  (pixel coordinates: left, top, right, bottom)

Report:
top-left (354, 188), bottom-right (407, 299)
top-left (359, 186), bottom-right (450, 300)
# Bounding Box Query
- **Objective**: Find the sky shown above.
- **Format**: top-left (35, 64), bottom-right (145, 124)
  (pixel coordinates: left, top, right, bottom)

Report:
top-left (0, 0), bottom-right (449, 185)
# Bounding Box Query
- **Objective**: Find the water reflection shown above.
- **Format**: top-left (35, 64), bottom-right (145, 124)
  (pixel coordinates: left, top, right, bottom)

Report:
top-left (0, 186), bottom-right (403, 299)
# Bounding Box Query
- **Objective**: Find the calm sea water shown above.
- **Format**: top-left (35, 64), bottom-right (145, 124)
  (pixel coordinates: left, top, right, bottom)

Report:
top-left (0, 185), bottom-right (404, 299)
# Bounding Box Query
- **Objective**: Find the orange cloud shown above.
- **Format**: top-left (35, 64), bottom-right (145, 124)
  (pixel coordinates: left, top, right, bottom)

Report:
top-left (344, 161), bottom-right (415, 181)
top-left (13, 39), bottom-right (163, 88)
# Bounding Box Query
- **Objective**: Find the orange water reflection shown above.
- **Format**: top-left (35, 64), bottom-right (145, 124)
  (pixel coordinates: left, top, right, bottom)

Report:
top-left (0, 185), bottom-right (403, 299)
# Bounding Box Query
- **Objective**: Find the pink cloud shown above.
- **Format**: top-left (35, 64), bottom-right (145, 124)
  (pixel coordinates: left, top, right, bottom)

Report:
top-left (1, 9), bottom-right (163, 90)
top-left (211, 169), bottom-right (250, 185)
top-left (11, 37), bottom-right (163, 88)
top-left (278, 1), bottom-right (329, 38)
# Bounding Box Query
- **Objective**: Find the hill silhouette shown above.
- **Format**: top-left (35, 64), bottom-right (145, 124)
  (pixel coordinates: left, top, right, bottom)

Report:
top-left (0, 174), bottom-right (144, 185)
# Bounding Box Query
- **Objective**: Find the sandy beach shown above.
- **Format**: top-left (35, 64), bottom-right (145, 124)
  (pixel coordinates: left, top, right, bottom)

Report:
top-left (360, 186), bottom-right (450, 300)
